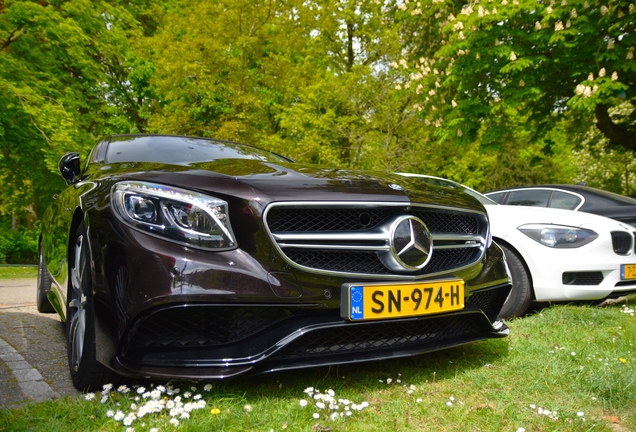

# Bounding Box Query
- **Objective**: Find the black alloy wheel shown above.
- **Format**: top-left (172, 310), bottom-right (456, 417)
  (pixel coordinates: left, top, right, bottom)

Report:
top-left (66, 221), bottom-right (109, 390)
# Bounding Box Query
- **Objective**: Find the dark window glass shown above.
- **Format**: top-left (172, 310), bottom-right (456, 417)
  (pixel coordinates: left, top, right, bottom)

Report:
top-left (549, 191), bottom-right (581, 210)
top-left (105, 136), bottom-right (290, 164)
top-left (486, 192), bottom-right (505, 203)
top-left (507, 190), bottom-right (551, 207)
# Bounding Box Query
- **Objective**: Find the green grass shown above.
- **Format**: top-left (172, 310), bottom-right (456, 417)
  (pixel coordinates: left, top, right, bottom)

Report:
top-left (1, 298), bottom-right (634, 431)
top-left (0, 266), bottom-right (37, 280)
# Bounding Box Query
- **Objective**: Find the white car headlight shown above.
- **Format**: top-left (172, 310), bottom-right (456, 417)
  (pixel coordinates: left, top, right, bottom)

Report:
top-left (112, 181), bottom-right (236, 250)
top-left (518, 224), bottom-right (598, 248)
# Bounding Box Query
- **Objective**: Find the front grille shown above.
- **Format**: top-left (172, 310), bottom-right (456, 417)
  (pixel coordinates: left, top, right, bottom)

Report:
top-left (611, 231), bottom-right (633, 255)
top-left (265, 203), bottom-right (488, 278)
top-left (562, 271), bottom-right (604, 286)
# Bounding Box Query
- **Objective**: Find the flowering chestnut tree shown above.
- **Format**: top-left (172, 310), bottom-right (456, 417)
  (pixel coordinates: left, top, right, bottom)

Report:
top-left (396, 0), bottom-right (636, 152)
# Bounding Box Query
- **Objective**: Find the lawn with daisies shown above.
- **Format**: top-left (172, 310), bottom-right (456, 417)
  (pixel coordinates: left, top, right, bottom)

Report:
top-left (1, 299), bottom-right (634, 432)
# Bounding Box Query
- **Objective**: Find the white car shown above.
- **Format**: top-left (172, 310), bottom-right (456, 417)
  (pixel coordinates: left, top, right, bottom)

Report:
top-left (400, 174), bottom-right (636, 318)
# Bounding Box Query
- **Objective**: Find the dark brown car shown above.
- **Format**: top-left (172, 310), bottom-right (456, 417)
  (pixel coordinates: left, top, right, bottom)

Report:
top-left (38, 134), bottom-right (511, 390)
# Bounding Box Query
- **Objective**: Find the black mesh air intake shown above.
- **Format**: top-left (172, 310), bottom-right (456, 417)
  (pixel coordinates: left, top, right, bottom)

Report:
top-left (266, 207), bottom-right (480, 234)
top-left (562, 271), bottom-right (604, 286)
top-left (268, 314), bottom-right (482, 360)
top-left (611, 231), bottom-right (633, 255)
top-left (284, 248), bottom-right (481, 275)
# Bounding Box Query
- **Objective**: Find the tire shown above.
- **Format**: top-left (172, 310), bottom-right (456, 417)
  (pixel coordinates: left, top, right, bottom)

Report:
top-left (66, 222), bottom-right (110, 391)
top-left (499, 244), bottom-right (534, 319)
top-left (36, 243), bottom-right (55, 313)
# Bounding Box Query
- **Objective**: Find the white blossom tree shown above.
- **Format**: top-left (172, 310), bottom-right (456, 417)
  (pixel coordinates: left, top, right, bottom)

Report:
top-left (396, 0), bottom-right (636, 152)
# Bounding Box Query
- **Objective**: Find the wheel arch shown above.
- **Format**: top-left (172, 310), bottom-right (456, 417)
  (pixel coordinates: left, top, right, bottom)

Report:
top-left (492, 237), bottom-right (536, 300)
top-left (67, 208), bottom-right (88, 260)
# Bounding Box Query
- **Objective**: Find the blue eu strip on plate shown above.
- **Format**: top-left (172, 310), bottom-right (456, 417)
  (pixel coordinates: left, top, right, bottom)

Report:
top-left (349, 286), bottom-right (364, 320)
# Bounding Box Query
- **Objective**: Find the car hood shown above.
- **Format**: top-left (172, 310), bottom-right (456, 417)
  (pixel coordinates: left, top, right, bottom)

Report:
top-left (93, 159), bottom-right (485, 211)
top-left (485, 203), bottom-right (631, 237)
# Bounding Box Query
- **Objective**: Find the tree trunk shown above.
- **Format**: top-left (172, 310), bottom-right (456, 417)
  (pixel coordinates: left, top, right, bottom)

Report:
top-left (594, 104), bottom-right (636, 152)
top-left (26, 203), bottom-right (37, 230)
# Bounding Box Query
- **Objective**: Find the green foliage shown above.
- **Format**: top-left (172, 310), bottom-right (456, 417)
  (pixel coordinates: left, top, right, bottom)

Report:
top-left (2, 0), bottom-right (636, 217)
top-left (395, 0), bottom-right (636, 189)
top-left (0, 228), bottom-right (38, 264)
top-left (0, 0), bottom-right (160, 228)
top-left (143, 0), bottom-right (432, 171)
top-left (571, 133), bottom-right (636, 195)
top-left (144, 0), bottom-right (299, 141)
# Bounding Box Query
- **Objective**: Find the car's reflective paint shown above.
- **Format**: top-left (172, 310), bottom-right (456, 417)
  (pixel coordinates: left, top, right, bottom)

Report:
top-left (39, 135), bottom-right (512, 389)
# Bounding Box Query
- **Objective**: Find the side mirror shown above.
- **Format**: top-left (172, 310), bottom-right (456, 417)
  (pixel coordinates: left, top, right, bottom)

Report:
top-left (59, 152), bottom-right (81, 185)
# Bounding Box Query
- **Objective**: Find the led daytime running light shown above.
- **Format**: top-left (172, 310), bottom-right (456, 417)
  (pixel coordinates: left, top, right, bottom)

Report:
top-left (112, 181), bottom-right (236, 250)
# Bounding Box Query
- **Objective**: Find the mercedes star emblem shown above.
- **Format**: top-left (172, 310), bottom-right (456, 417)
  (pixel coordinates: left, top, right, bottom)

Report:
top-left (379, 215), bottom-right (433, 272)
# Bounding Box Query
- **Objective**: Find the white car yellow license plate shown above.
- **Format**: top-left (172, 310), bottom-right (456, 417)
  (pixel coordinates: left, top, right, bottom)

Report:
top-left (343, 279), bottom-right (465, 321)
top-left (621, 264), bottom-right (636, 280)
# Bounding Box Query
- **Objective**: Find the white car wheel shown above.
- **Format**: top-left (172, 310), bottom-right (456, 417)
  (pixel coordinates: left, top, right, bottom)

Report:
top-left (499, 244), bottom-right (533, 318)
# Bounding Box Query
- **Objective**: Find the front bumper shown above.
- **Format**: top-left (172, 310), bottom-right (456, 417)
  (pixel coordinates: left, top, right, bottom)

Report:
top-left (510, 232), bottom-right (636, 301)
top-left (111, 283), bottom-right (510, 380)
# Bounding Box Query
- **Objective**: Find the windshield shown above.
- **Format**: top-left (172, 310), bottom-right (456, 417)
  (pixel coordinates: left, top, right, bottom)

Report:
top-left (105, 135), bottom-right (291, 165)
top-left (457, 185), bottom-right (497, 205)
top-left (398, 173), bottom-right (497, 205)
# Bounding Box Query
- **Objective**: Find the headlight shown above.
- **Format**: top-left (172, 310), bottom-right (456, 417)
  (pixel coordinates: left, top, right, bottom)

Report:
top-left (112, 181), bottom-right (236, 250)
top-left (518, 224), bottom-right (598, 248)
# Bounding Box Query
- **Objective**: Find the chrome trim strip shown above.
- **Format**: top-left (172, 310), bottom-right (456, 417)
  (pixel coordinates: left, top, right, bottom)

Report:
top-left (277, 243), bottom-right (390, 251)
top-left (276, 243), bottom-right (481, 251)
top-left (433, 234), bottom-right (483, 242)
top-left (434, 244), bottom-right (482, 250)
top-left (273, 232), bottom-right (389, 242)
top-left (273, 232), bottom-right (483, 243)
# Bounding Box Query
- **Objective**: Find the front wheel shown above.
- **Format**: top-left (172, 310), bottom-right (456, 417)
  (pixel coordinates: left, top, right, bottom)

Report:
top-left (66, 222), bottom-right (109, 390)
top-left (499, 244), bottom-right (534, 319)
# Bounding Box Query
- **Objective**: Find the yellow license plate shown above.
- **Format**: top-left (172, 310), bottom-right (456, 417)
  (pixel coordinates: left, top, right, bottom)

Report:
top-left (343, 279), bottom-right (464, 321)
top-left (621, 264), bottom-right (636, 280)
